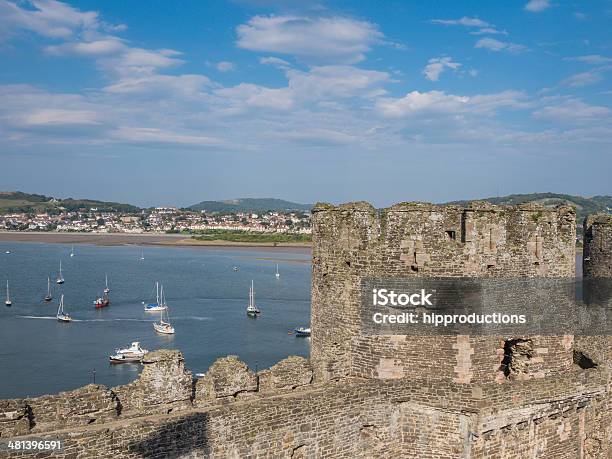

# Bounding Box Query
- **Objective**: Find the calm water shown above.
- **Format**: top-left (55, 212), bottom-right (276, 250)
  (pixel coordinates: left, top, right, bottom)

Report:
top-left (0, 242), bottom-right (311, 398)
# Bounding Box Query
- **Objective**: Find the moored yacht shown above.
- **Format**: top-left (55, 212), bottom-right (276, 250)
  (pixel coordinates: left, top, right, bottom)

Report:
top-left (246, 280), bottom-right (260, 316)
top-left (294, 327), bottom-right (311, 337)
top-left (56, 294), bottom-right (71, 322)
top-left (153, 286), bottom-right (174, 334)
top-left (5, 280), bottom-right (11, 307)
top-left (56, 260), bottom-right (65, 284)
top-left (44, 277), bottom-right (52, 302)
top-left (144, 282), bottom-right (167, 312)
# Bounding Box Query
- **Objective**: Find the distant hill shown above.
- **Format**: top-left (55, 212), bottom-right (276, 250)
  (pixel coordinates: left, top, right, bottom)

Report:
top-left (446, 193), bottom-right (612, 222)
top-left (0, 191), bottom-right (140, 214)
top-left (188, 198), bottom-right (312, 213)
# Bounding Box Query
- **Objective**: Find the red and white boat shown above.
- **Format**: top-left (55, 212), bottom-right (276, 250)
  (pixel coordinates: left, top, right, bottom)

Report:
top-left (94, 294), bottom-right (110, 308)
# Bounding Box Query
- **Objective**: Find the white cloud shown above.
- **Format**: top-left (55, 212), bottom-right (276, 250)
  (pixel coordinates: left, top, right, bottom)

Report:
top-left (561, 70), bottom-right (604, 87)
top-left (0, 0), bottom-right (99, 40)
top-left (376, 90), bottom-right (527, 118)
top-left (431, 17), bottom-right (489, 27)
top-left (99, 48), bottom-right (184, 76)
top-left (431, 16), bottom-right (506, 37)
top-left (44, 38), bottom-right (125, 56)
top-left (21, 109), bottom-right (100, 126)
top-left (110, 127), bottom-right (226, 147)
top-left (422, 57), bottom-right (461, 81)
top-left (103, 74), bottom-right (211, 96)
top-left (214, 61), bottom-right (235, 72)
top-left (534, 98), bottom-right (610, 123)
top-left (564, 55), bottom-right (612, 65)
top-left (236, 15), bottom-right (383, 64)
top-left (475, 38), bottom-right (526, 53)
top-left (525, 0), bottom-right (552, 13)
top-left (260, 56), bottom-right (292, 68)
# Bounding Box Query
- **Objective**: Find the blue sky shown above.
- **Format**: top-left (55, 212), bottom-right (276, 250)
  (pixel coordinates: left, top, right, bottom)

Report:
top-left (1, 0), bottom-right (611, 207)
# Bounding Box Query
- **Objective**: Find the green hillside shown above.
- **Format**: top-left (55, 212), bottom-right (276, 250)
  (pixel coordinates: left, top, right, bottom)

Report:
top-left (188, 198), bottom-right (312, 213)
top-left (0, 191), bottom-right (139, 214)
top-left (446, 193), bottom-right (612, 222)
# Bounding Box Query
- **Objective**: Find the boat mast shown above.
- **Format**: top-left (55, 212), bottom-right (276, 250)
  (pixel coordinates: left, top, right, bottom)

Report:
top-left (47, 277), bottom-right (50, 295)
top-left (156, 281), bottom-right (159, 305)
top-left (6, 280), bottom-right (9, 302)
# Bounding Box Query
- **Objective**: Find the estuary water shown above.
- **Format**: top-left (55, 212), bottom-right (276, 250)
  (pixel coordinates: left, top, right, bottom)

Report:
top-left (0, 242), bottom-right (311, 398)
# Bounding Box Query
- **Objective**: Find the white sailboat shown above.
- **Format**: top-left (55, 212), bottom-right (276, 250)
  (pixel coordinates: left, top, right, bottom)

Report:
top-left (140, 249), bottom-right (145, 260)
top-left (70, 245), bottom-right (75, 257)
top-left (104, 274), bottom-right (110, 294)
top-left (56, 260), bottom-right (65, 284)
top-left (153, 285), bottom-right (175, 334)
top-left (56, 294), bottom-right (71, 322)
top-left (44, 277), bottom-right (52, 302)
top-left (246, 280), bottom-right (260, 316)
top-left (5, 280), bottom-right (11, 307)
top-left (144, 281), bottom-right (167, 312)
top-left (275, 264), bottom-right (280, 278)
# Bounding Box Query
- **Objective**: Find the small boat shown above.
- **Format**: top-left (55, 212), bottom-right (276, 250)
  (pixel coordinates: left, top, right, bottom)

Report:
top-left (44, 277), bottom-right (52, 302)
top-left (144, 282), bottom-right (167, 312)
top-left (94, 293), bottom-right (110, 309)
top-left (56, 294), bottom-right (71, 322)
top-left (233, 266), bottom-right (239, 272)
top-left (275, 264), bottom-right (280, 278)
top-left (5, 251), bottom-right (10, 254)
top-left (140, 249), bottom-right (145, 260)
top-left (70, 245), bottom-right (75, 257)
top-left (56, 260), bottom-right (65, 284)
top-left (153, 287), bottom-right (174, 334)
top-left (103, 274), bottom-right (110, 294)
top-left (109, 341), bottom-right (148, 363)
top-left (246, 280), bottom-right (260, 316)
top-left (5, 280), bottom-right (11, 307)
top-left (294, 327), bottom-right (311, 337)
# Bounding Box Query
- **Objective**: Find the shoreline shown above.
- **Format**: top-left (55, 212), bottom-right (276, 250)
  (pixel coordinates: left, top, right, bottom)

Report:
top-left (0, 231), bottom-right (312, 252)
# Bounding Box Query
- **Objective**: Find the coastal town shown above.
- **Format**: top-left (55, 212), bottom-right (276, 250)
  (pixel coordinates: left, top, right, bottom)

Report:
top-left (0, 207), bottom-right (311, 235)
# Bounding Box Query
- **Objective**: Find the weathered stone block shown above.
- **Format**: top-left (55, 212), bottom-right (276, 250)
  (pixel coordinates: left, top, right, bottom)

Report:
top-left (194, 355), bottom-right (257, 404)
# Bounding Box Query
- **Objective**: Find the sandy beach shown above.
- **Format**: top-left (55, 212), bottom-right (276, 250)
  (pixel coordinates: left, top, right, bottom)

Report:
top-left (0, 231), bottom-right (312, 252)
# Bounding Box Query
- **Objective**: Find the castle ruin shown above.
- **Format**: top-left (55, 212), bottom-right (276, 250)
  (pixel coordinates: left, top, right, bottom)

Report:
top-left (0, 202), bottom-right (610, 458)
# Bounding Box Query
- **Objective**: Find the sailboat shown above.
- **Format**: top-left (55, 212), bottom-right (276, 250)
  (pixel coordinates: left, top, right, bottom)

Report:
top-left (144, 282), bottom-right (167, 312)
top-left (140, 249), bottom-right (145, 260)
top-left (104, 274), bottom-right (110, 294)
top-left (5, 280), bottom-right (11, 307)
top-left (56, 260), bottom-right (65, 284)
top-left (153, 286), bottom-right (174, 334)
top-left (70, 245), bottom-right (75, 257)
top-left (275, 264), bottom-right (280, 278)
top-left (44, 277), bottom-right (52, 302)
top-left (56, 294), bottom-right (71, 322)
top-left (246, 280), bottom-right (260, 316)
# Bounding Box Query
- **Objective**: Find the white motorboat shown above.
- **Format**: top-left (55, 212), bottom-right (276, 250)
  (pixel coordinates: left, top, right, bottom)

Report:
top-left (5, 280), bottom-right (11, 307)
top-left (56, 260), bottom-right (65, 284)
top-left (109, 341), bottom-right (148, 363)
top-left (294, 327), bottom-right (311, 337)
top-left (246, 280), bottom-right (260, 316)
top-left (144, 282), bottom-right (167, 312)
top-left (56, 294), bottom-right (71, 322)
